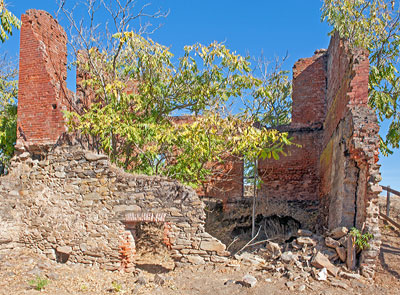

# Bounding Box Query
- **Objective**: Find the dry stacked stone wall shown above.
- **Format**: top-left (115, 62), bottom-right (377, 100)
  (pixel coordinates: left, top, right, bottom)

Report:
top-left (0, 146), bottom-right (228, 270)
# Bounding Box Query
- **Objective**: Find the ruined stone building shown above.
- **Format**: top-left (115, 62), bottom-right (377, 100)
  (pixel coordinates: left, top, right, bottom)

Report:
top-left (1, 9), bottom-right (381, 276)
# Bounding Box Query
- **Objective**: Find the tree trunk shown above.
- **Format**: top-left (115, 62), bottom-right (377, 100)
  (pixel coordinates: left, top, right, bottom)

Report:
top-left (251, 159), bottom-right (258, 238)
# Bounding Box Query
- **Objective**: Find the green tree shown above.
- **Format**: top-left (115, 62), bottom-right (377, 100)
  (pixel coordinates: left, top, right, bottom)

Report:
top-left (322, 0), bottom-right (400, 155)
top-left (0, 55), bottom-right (18, 173)
top-left (0, 0), bottom-right (21, 43)
top-left (65, 32), bottom-right (293, 188)
top-left (0, 0), bottom-right (20, 173)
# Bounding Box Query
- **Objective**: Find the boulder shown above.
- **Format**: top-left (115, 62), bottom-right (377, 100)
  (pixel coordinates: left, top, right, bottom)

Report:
top-left (325, 237), bottom-right (340, 249)
top-left (311, 252), bottom-right (339, 276)
top-left (329, 227), bottom-right (348, 239)
top-left (336, 246), bottom-right (347, 262)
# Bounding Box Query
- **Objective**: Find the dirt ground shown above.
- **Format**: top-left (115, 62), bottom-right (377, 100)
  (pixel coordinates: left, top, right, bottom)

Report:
top-left (0, 218), bottom-right (399, 295)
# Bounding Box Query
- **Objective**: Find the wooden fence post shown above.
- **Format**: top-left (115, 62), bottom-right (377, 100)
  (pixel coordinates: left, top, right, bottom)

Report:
top-left (387, 185), bottom-right (391, 217)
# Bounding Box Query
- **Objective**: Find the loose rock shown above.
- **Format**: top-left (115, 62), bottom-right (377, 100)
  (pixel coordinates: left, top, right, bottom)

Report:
top-left (235, 252), bottom-right (265, 266)
top-left (296, 237), bottom-right (317, 247)
top-left (311, 252), bottom-right (339, 277)
top-left (281, 251), bottom-right (298, 264)
top-left (325, 237), bottom-right (340, 249)
top-left (56, 246), bottom-right (72, 255)
top-left (266, 241), bottom-right (281, 258)
top-left (136, 275), bottom-right (147, 285)
top-left (241, 274), bottom-right (257, 288)
top-left (340, 271), bottom-right (361, 280)
top-left (331, 280), bottom-right (350, 290)
top-left (298, 284), bottom-right (306, 291)
top-left (329, 227), bottom-right (348, 239)
top-left (336, 246), bottom-right (347, 262)
top-left (154, 274), bottom-right (165, 286)
top-left (316, 268), bottom-right (327, 281)
top-left (285, 281), bottom-right (297, 290)
top-left (297, 229), bottom-right (313, 237)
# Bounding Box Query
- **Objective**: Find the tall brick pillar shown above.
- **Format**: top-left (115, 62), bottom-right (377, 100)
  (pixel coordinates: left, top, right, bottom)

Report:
top-left (16, 10), bottom-right (69, 148)
top-left (291, 50), bottom-right (327, 128)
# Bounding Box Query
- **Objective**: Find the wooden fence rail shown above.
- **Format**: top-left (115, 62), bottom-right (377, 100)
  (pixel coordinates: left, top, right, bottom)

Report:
top-left (380, 185), bottom-right (400, 231)
top-left (380, 212), bottom-right (400, 231)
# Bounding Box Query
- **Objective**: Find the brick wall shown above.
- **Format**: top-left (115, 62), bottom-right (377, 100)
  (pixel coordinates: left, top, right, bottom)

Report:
top-left (257, 127), bottom-right (322, 229)
top-left (319, 33), bottom-right (381, 277)
top-left (256, 51), bottom-right (328, 228)
top-left (291, 50), bottom-right (327, 128)
top-left (17, 10), bottom-right (70, 147)
top-left (320, 33), bottom-right (379, 229)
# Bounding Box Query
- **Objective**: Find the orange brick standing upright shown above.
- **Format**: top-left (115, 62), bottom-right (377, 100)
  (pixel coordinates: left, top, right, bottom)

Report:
top-left (118, 230), bottom-right (136, 272)
top-left (163, 222), bottom-right (172, 249)
top-left (17, 10), bottom-right (70, 147)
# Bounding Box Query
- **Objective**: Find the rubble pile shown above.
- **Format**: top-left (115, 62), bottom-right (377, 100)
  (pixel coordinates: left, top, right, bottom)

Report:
top-left (233, 226), bottom-right (366, 290)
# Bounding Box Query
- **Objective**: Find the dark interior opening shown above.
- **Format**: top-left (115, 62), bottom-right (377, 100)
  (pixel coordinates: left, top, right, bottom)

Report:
top-left (204, 199), bottom-right (301, 253)
top-left (55, 250), bottom-right (69, 263)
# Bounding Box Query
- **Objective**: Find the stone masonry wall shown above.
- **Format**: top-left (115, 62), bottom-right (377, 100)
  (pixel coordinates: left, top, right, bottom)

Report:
top-left (0, 146), bottom-right (228, 270)
top-left (319, 33), bottom-right (381, 277)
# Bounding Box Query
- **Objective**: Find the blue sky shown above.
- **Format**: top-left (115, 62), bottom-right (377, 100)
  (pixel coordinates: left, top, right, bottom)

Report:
top-left (1, 0), bottom-right (399, 191)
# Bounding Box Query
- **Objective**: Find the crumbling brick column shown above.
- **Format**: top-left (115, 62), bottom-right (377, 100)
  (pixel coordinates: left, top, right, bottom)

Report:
top-left (291, 50), bottom-right (327, 128)
top-left (16, 10), bottom-right (69, 148)
top-left (320, 33), bottom-right (381, 277)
